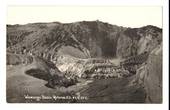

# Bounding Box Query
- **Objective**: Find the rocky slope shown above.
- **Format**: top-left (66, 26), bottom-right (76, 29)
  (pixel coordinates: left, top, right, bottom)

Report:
top-left (7, 21), bottom-right (162, 59)
top-left (131, 44), bottom-right (162, 103)
top-left (144, 44), bottom-right (162, 103)
top-left (7, 21), bottom-right (162, 103)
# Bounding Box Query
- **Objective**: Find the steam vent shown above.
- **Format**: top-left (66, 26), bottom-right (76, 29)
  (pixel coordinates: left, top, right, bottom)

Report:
top-left (7, 21), bottom-right (162, 103)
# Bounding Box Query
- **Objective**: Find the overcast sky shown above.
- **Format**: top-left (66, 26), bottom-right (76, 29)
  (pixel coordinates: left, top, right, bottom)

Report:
top-left (7, 6), bottom-right (162, 28)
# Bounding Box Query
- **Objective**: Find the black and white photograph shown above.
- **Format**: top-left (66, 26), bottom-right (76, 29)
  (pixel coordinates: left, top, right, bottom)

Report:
top-left (6, 6), bottom-right (164, 103)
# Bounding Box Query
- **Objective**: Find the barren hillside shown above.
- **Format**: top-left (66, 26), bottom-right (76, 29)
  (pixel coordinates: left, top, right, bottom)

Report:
top-left (7, 21), bottom-right (162, 103)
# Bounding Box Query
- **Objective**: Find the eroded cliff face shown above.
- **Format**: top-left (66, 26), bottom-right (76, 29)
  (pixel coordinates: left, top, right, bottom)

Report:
top-left (7, 21), bottom-right (162, 59)
top-left (116, 26), bottom-right (162, 58)
top-left (7, 21), bottom-right (163, 103)
top-left (144, 44), bottom-right (162, 103)
top-left (116, 34), bottom-right (133, 58)
top-left (133, 44), bottom-right (162, 103)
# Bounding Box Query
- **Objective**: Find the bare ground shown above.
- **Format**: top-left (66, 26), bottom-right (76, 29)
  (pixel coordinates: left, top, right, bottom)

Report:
top-left (7, 56), bottom-right (146, 103)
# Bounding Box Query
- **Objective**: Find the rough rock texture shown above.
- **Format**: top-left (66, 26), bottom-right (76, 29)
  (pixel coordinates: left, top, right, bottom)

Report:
top-left (78, 76), bottom-right (146, 103)
top-left (144, 44), bottom-right (162, 103)
top-left (56, 55), bottom-right (86, 77)
top-left (116, 26), bottom-right (162, 58)
top-left (7, 21), bottom-right (162, 103)
top-left (7, 53), bottom-right (33, 65)
top-left (116, 34), bottom-right (133, 58)
top-left (7, 21), bottom-right (162, 59)
top-left (133, 44), bottom-right (162, 103)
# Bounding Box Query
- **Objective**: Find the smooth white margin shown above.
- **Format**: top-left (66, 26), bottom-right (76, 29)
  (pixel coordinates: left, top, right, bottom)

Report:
top-left (0, 0), bottom-right (169, 110)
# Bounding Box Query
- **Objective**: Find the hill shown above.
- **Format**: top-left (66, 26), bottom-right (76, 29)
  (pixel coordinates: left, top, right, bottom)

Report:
top-left (6, 21), bottom-right (162, 103)
top-left (7, 21), bottom-right (162, 59)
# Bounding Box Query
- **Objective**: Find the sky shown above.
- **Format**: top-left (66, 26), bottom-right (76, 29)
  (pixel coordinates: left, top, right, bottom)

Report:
top-left (7, 6), bottom-right (162, 28)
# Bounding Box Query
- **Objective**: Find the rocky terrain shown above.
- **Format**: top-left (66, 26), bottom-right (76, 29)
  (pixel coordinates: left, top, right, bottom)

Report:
top-left (132, 44), bottom-right (162, 103)
top-left (7, 20), bottom-right (162, 103)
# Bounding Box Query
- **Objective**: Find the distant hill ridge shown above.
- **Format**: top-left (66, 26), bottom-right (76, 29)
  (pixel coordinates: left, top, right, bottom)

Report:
top-left (7, 20), bottom-right (162, 59)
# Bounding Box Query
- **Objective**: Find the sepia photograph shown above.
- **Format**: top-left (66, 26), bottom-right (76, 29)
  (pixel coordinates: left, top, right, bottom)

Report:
top-left (6, 6), bottom-right (163, 103)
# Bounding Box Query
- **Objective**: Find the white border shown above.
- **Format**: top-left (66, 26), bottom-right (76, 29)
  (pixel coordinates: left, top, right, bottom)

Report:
top-left (0, 0), bottom-right (169, 110)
